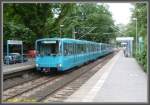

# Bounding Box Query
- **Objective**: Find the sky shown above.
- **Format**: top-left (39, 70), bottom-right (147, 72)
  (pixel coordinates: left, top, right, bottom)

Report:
top-left (99, 3), bottom-right (134, 25)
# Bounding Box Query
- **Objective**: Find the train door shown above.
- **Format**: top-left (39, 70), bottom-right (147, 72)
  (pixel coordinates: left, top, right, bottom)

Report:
top-left (87, 43), bottom-right (90, 61)
top-left (69, 42), bottom-right (74, 67)
top-left (73, 42), bottom-right (77, 65)
top-left (75, 42), bottom-right (79, 65)
top-left (63, 41), bottom-right (69, 70)
top-left (76, 43), bottom-right (80, 65)
top-left (100, 43), bottom-right (101, 55)
top-left (88, 43), bottom-right (90, 61)
top-left (59, 40), bottom-right (62, 56)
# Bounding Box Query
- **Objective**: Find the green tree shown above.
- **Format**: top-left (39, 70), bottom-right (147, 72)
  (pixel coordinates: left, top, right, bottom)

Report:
top-left (124, 3), bottom-right (147, 72)
top-left (4, 3), bottom-right (74, 48)
top-left (3, 3), bottom-right (116, 49)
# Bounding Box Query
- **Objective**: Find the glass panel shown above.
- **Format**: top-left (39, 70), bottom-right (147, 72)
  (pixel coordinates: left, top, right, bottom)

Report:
top-left (63, 43), bottom-right (74, 56)
top-left (37, 40), bottom-right (59, 56)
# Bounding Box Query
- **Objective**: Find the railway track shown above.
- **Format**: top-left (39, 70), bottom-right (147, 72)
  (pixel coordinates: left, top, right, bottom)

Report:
top-left (43, 52), bottom-right (115, 102)
top-left (3, 74), bottom-right (62, 101)
top-left (3, 52), bottom-right (117, 102)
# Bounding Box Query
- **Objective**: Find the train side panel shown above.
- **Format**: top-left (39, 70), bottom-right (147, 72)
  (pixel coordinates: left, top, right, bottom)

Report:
top-left (35, 38), bottom-right (114, 72)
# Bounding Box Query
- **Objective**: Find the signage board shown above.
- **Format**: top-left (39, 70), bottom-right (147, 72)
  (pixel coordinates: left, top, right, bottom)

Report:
top-left (139, 37), bottom-right (143, 42)
top-left (7, 40), bottom-right (22, 45)
top-left (116, 37), bottom-right (134, 41)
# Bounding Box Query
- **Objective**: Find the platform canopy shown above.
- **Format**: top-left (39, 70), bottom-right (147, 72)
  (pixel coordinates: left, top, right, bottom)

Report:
top-left (7, 40), bottom-right (22, 45)
top-left (6, 40), bottom-right (23, 64)
top-left (116, 37), bottom-right (134, 57)
top-left (116, 37), bottom-right (134, 41)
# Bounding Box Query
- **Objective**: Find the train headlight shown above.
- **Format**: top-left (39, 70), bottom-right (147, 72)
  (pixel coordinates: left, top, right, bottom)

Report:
top-left (36, 64), bottom-right (39, 67)
top-left (57, 64), bottom-right (62, 67)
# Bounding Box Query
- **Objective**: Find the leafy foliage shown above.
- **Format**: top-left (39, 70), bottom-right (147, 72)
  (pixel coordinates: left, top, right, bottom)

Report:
top-left (124, 3), bottom-right (147, 72)
top-left (3, 3), bottom-right (116, 49)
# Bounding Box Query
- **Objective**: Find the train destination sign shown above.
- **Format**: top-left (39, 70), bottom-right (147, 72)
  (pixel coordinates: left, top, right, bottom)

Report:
top-left (42, 40), bottom-right (56, 44)
top-left (7, 40), bottom-right (23, 45)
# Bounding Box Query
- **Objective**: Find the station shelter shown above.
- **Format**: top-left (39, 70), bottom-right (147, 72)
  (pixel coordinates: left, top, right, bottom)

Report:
top-left (116, 37), bottom-right (134, 57)
top-left (6, 40), bottom-right (23, 64)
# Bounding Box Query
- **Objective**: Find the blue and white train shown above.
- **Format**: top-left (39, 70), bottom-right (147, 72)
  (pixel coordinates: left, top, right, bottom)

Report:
top-left (35, 38), bottom-right (114, 73)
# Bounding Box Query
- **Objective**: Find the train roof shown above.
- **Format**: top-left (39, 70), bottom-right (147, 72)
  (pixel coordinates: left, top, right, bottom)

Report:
top-left (36, 37), bottom-right (87, 42)
top-left (36, 37), bottom-right (111, 45)
top-left (36, 37), bottom-right (83, 41)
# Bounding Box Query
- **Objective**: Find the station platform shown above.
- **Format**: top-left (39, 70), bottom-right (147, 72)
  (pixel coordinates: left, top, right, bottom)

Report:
top-left (65, 50), bottom-right (148, 103)
top-left (3, 58), bottom-right (35, 75)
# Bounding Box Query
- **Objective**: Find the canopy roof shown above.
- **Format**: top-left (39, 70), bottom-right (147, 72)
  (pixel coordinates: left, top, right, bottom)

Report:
top-left (116, 37), bottom-right (134, 41)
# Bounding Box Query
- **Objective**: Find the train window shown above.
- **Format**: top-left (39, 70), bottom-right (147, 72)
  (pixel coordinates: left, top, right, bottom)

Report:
top-left (77, 44), bottom-right (79, 54)
top-left (101, 44), bottom-right (105, 51)
top-left (89, 44), bottom-right (91, 52)
top-left (79, 44), bottom-right (85, 54)
top-left (63, 43), bottom-right (74, 56)
top-left (86, 44), bottom-right (88, 53)
top-left (97, 44), bottom-right (99, 52)
top-left (92, 44), bottom-right (94, 52)
top-left (98, 44), bottom-right (101, 51)
top-left (74, 43), bottom-right (77, 54)
top-left (69, 43), bottom-right (73, 55)
top-left (37, 40), bottom-right (59, 56)
top-left (74, 43), bottom-right (76, 54)
top-left (82, 44), bottom-right (84, 53)
top-left (64, 43), bottom-right (68, 56)
top-left (77, 44), bottom-right (80, 54)
top-left (71, 43), bottom-right (86, 54)
top-left (91, 44), bottom-right (94, 52)
top-left (93, 44), bottom-right (94, 52)
top-left (83, 44), bottom-right (86, 53)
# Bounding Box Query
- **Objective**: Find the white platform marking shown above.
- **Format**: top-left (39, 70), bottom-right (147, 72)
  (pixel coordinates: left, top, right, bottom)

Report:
top-left (81, 51), bottom-right (121, 102)
top-left (65, 51), bottom-right (122, 102)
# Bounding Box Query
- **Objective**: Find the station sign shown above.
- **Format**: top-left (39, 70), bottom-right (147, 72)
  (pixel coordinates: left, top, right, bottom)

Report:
top-left (7, 40), bottom-right (23, 45)
top-left (139, 37), bottom-right (143, 42)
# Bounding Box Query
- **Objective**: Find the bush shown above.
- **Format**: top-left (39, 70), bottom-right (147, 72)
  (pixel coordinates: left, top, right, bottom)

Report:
top-left (135, 48), bottom-right (147, 72)
top-left (3, 22), bottom-right (36, 49)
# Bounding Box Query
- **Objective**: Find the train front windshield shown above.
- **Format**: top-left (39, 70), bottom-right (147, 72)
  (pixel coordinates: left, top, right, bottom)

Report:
top-left (37, 40), bottom-right (60, 56)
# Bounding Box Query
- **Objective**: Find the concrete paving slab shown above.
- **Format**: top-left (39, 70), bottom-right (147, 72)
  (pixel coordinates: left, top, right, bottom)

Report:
top-left (65, 50), bottom-right (147, 103)
top-left (3, 58), bottom-right (35, 75)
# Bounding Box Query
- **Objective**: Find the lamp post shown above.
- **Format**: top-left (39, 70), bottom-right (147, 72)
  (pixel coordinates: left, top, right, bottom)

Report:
top-left (72, 27), bottom-right (77, 39)
top-left (133, 18), bottom-right (138, 55)
top-left (60, 25), bottom-right (64, 38)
